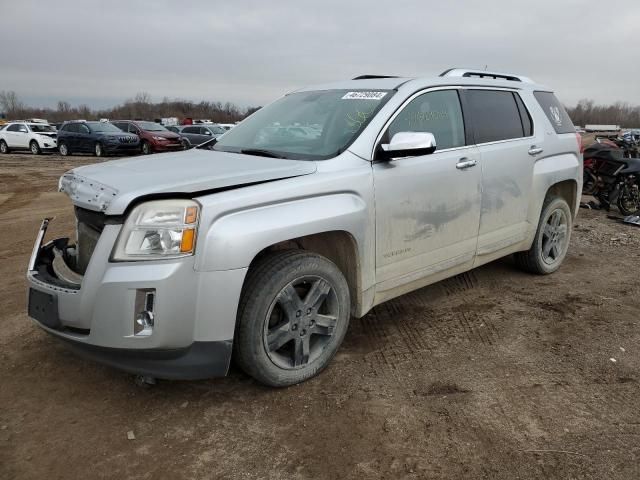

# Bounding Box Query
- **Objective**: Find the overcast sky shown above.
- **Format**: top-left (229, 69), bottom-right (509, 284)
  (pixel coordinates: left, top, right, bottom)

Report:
top-left (2, 0), bottom-right (639, 110)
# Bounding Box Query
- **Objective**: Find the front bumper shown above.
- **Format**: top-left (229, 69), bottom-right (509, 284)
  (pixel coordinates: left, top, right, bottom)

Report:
top-left (152, 142), bottom-right (183, 152)
top-left (104, 143), bottom-right (140, 153)
top-left (26, 218), bottom-right (246, 380)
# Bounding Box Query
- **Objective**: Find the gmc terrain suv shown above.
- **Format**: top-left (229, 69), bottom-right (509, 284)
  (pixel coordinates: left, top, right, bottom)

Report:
top-left (27, 69), bottom-right (582, 387)
top-left (57, 120), bottom-right (139, 157)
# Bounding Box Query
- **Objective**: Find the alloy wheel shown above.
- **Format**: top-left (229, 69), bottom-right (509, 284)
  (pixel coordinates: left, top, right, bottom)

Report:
top-left (541, 209), bottom-right (568, 265)
top-left (263, 276), bottom-right (339, 369)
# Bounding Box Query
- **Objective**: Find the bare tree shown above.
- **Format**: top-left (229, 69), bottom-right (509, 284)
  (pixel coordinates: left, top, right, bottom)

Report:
top-left (0, 90), bottom-right (25, 115)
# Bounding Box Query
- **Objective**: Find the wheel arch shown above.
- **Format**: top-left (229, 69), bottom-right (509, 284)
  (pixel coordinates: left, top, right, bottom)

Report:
top-left (248, 231), bottom-right (363, 316)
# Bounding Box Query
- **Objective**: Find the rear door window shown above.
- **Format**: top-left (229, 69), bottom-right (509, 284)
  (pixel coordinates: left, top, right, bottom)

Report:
top-left (533, 91), bottom-right (575, 134)
top-left (466, 90), bottom-right (524, 143)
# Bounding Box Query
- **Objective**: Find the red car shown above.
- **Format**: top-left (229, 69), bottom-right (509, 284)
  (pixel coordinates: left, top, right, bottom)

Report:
top-left (112, 120), bottom-right (183, 154)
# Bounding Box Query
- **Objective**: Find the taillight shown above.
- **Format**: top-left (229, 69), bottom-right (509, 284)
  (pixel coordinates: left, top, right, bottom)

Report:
top-left (575, 132), bottom-right (584, 153)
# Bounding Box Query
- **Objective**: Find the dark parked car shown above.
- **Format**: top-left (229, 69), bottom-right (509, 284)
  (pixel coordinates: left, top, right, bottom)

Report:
top-left (57, 121), bottom-right (140, 157)
top-left (112, 120), bottom-right (182, 154)
top-left (169, 124), bottom-right (226, 148)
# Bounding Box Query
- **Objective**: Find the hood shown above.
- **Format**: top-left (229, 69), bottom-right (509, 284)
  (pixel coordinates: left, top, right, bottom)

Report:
top-left (59, 149), bottom-right (317, 215)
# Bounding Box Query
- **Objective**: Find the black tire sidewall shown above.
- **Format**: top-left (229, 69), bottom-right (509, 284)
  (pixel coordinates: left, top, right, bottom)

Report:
top-left (236, 252), bottom-right (350, 387)
top-left (531, 197), bottom-right (572, 274)
top-left (30, 141), bottom-right (41, 155)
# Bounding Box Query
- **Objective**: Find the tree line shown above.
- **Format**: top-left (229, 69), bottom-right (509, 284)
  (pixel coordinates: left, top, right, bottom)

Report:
top-left (2, 90), bottom-right (639, 129)
top-left (563, 99), bottom-right (640, 128)
top-left (0, 91), bottom-right (260, 124)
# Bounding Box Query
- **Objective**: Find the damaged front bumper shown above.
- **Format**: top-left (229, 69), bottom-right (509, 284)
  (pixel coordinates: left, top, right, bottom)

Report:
top-left (26, 217), bottom-right (239, 380)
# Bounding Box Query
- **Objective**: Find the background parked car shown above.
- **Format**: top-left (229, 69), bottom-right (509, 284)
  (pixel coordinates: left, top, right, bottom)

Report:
top-left (56, 120), bottom-right (139, 157)
top-left (218, 123), bottom-right (236, 131)
top-left (0, 121), bottom-right (58, 155)
top-left (112, 120), bottom-right (182, 154)
top-left (171, 124), bottom-right (226, 148)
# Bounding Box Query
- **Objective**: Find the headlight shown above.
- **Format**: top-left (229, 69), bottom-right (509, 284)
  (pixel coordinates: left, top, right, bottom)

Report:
top-left (112, 199), bottom-right (200, 261)
top-left (152, 136), bottom-right (166, 141)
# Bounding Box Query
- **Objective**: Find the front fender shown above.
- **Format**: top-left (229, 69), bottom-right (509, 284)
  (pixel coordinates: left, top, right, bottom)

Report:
top-left (195, 193), bottom-right (369, 272)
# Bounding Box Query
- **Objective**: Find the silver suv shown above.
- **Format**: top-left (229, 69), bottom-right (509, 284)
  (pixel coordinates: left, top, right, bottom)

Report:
top-left (27, 69), bottom-right (582, 387)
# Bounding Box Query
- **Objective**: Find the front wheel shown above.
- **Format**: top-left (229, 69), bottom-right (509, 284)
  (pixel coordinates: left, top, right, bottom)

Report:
top-left (234, 250), bottom-right (351, 387)
top-left (141, 141), bottom-right (152, 155)
top-left (30, 140), bottom-right (42, 155)
top-left (58, 142), bottom-right (70, 156)
top-left (95, 142), bottom-right (104, 157)
top-left (514, 196), bottom-right (572, 274)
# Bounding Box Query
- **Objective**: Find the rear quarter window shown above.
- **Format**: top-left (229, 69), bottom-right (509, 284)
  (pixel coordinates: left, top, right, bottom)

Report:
top-left (533, 91), bottom-right (575, 134)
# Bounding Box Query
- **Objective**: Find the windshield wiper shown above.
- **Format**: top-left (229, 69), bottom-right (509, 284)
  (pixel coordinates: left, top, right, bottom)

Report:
top-left (239, 148), bottom-right (286, 159)
top-left (196, 138), bottom-right (218, 150)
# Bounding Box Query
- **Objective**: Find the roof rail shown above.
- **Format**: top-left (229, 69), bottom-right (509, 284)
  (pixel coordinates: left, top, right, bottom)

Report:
top-left (440, 68), bottom-right (533, 83)
top-left (352, 75), bottom-right (399, 80)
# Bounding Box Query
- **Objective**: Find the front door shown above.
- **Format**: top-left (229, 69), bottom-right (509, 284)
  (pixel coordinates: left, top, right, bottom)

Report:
top-left (373, 89), bottom-right (482, 294)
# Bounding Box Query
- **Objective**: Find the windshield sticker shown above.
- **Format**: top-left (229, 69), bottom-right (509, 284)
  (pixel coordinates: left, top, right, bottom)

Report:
top-left (346, 109), bottom-right (374, 133)
top-left (342, 91), bottom-right (387, 100)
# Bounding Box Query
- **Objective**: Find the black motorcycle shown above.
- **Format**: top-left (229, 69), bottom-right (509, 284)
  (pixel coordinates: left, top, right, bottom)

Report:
top-left (583, 143), bottom-right (640, 215)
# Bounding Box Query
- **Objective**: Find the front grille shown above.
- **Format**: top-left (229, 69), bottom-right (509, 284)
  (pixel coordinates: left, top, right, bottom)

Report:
top-left (118, 136), bottom-right (137, 144)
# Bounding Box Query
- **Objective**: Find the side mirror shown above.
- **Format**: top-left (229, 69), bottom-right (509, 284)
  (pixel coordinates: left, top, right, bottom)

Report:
top-left (377, 132), bottom-right (437, 160)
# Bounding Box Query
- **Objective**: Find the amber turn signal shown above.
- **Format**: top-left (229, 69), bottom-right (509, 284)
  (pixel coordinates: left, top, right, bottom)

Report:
top-left (180, 228), bottom-right (195, 253)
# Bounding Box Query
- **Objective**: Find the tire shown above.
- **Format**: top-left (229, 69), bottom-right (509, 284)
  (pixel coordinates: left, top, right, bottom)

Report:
top-left (514, 196), bottom-right (572, 275)
top-left (181, 138), bottom-right (191, 150)
top-left (30, 141), bottom-right (42, 155)
top-left (58, 142), bottom-right (70, 156)
top-left (141, 141), bottom-right (152, 155)
top-left (95, 142), bottom-right (104, 157)
top-left (617, 183), bottom-right (640, 216)
top-left (0, 140), bottom-right (9, 154)
top-left (234, 250), bottom-right (351, 387)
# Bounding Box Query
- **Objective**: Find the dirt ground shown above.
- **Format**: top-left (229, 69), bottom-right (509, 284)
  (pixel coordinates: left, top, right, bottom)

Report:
top-left (1, 152), bottom-right (640, 480)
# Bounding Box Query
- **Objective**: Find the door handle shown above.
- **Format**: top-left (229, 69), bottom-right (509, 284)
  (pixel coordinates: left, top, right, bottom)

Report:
top-left (528, 146), bottom-right (543, 156)
top-left (456, 158), bottom-right (477, 170)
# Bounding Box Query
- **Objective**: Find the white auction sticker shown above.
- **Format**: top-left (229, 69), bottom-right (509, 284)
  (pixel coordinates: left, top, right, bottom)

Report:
top-left (342, 91), bottom-right (387, 100)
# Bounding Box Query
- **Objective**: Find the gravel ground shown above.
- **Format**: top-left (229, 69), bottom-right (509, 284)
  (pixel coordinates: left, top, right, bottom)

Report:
top-left (1, 153), bottom-right (639, 480)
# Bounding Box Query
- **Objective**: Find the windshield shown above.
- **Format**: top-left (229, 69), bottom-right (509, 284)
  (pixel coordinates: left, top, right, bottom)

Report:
top-left (137, 121), bottom-right (168, 132)
top-left (213, 89), bottom-right (393, 160)
top-left (209, 125), bottom-right (225, 134)
top-left (87, 122), bottom-right (123, 133)
top-left (30, 124), bottom-right (55, 133)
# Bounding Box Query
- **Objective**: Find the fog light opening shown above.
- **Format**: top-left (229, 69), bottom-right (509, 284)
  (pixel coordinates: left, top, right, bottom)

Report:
top-left (134, 289), bottom-right (155, 336)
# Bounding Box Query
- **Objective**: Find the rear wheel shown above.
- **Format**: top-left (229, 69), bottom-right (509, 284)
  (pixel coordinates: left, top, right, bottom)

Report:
top-left (617, 183), bottom-right (640, 216)
top-left (234, 250), bottom-right (351, 387)
top-left (0, 140), bottom-right (9, 154)
top-left (514, 196), bottom-right (572, 274)
top-left (58, 142), bottom-right (70, 156)
top-left (30, 140), bottom-right (42, 155)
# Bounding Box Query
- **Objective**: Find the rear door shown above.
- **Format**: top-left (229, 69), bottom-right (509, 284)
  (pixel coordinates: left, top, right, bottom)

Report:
top-left (463, 89), bottom-right (537, 261)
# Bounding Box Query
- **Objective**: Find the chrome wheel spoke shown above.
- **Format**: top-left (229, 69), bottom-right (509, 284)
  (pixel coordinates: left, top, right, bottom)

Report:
top-left (304, 279), bottom-right (331, 310)
top-left (267, 323), bottom-right (292, 351)
top-left (313, 314), bottom-right (337, 336)
top-left (293, 336), bottom-right (310, 367)
top-left (277, 284), bottom-right (304, 320)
